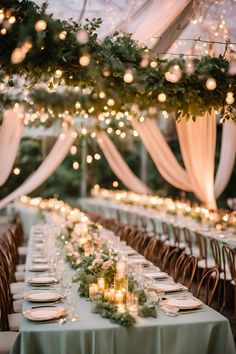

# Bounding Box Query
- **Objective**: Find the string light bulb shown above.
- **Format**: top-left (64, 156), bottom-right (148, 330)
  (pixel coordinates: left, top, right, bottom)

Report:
top-left (113, 181), bottom-right (119, 187)
top-left (158, 93), bottom-right (166, 103)
top-left (70, 145), bottom-right (77, 155)
top-left (73, 161), bottom-right (79, 170)
top-left (123, 70), bottom-right (133, 83)
top-left (94, 153), bottom-right (101, 160)
top-left (206, 78), bottom-right (217, 90)
top-left (35, 20), bottom-right (47, 32)
top-left (87, 155), bottom-right (93, 164)
top-left (59, 31), bottom-right (67, 40)
top-left (226, 92), bottom-right (234, 105)
top-left (13, 167), bottom-right (20, 175)
top-left (79, 54), bottom-right (90, 66)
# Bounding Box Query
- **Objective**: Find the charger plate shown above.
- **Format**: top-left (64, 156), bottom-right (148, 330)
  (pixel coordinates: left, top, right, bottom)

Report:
top-left (23, 307), bottom-right (66, 321)
top-left (24, 291), bottom-right (62, 302)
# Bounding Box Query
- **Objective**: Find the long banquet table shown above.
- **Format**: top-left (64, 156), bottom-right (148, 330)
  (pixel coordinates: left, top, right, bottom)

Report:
top-left (11, 218), bottom-right (235, 354)
top-left (80, 198), bottom-right (236, 249)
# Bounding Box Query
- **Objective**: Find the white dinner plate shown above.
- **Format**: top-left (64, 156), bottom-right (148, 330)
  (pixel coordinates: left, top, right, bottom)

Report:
top-left (27, 276), bottom-right (58, 285)
top-left (144, 271), bottom-right (169, 279)
top-left (32, 257), bottom-right (47, 264)
top-left (163, 297), bottom-right (203, 309)
top-left (150, 282), bottom-right (187, 293)
top-left (129, 258), bottom-right (150, 266)
top-left (24, 291), bottom-right (62, 302)
top-left (29, 264), bottom-right (49, 272)
top-left (23, 307), bottom-right (66, 321)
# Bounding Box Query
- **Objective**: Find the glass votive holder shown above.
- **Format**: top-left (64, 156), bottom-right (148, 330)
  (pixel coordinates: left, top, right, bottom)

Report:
top-left (89, 283), bottom-right (99, 298)
top-left (97, 278), bottom-right (106, 294)
top-left (156, 289), bottom-right (165, 308)
top-left (126, 292), bottom-right (138, 317)
top-left (103, 288), bottom-right (115, 302)
top-left (115, 290), bottom-right (124, 304)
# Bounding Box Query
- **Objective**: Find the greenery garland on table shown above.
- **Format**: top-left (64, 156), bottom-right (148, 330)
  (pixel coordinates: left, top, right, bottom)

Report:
top-left (58, 214), bottom-right (157, 327)
top-left (0, 0), bottom-right (235, 124)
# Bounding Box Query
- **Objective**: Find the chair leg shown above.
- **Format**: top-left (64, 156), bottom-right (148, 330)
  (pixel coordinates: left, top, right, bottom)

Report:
top-left (220, 279), bottom-right (229, 314)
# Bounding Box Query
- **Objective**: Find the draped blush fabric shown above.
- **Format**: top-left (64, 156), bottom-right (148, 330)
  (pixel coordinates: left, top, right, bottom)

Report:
top-left (176, 111), bottom-right (217, 209)
top-left (131, 119), bottom-right (192, 191)
top-left (96, 131), bottom-right (151, 195)
top-left (0, 106), bottom-right (24, 186)
top-left (0, 128), bottom-right (76, 210)
top-left (122, 0), bottom-right (192, 46)
top-left (214, 121), bottom-right (236, 198)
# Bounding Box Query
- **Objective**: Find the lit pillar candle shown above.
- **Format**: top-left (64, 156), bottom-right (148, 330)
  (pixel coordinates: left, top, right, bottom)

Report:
top-left (89, 283), bottom-right (99, 298)
top-left (115, 290), bottom-right (124, 304)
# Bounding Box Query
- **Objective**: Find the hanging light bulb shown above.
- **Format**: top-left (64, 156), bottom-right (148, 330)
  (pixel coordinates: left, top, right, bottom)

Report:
top-left (206, 78), bottom-right (217, 90)
top-left (59, 31), bottom-right (67, 40)
top-left (70, 145), bottom-right (77, 155)
top-left (13, 167), bottom-right (20, 175)
top-left (73, 161), bottom-right (79, 170)
top-left (123, 70), bottom-right (133, 83)
top-left (35, 19), bottom-right (47, 32)
top-left (87, 155), bottom-right (93, 164)
top-left (79, 54), bottom-right (90, 66)
top-left (11, 48), bottom-right (25, 64)
top-left (158, 93), bottom-right (166, 102)
top-left (226, 92), bottom-right (234, 105)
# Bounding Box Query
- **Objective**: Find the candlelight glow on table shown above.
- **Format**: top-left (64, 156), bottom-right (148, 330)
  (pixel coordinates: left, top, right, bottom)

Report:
top-left (91, 186), bottom-right (236, 231)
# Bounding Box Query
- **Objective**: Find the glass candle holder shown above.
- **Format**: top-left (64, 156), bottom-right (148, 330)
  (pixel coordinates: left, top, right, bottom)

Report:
top-left (89, 283), bottom-right (99, 298)
top-left (126, 292), bottom-right (138, 317)
top-left (115, 290), bottom-right (124, 304)
top-left (97, 277), bottom-right (106, 293)
top-left (114, 274), bottom-right (128, 303)
top-left (116, 261), bottom-right (127, 275)
top-left (104, 288), bottom-right (115, 302)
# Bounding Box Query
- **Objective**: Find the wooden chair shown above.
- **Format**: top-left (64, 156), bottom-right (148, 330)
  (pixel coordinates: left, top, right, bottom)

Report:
top-left (182, 255), bottom-right (198, 292)
top-left (221, 245), bottom-right (236, 315)
top-left (196, 233), bottom-right (215, 272)
top-left (143, 236), bottom-right (160, 265)
top-left (196, 267), bottom-right (219, 306)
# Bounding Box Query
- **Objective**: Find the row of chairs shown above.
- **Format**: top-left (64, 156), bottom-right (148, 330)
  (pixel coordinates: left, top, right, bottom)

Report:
top-left (0, 216), bottom-right (26, 354)
top-left (86, 211), bottom-right (235, 312)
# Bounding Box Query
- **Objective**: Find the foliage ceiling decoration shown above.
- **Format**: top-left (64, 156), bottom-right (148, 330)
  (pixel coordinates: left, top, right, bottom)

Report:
top-left (0, 0), bottom-right (236, 130)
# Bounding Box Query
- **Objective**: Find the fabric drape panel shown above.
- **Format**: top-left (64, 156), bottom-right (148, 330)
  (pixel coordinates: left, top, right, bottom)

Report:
top-left (0, 106), bottom-right (24, 186)
top-left (131, 119), bottom-right (192, 191)
top-left (176, 111), bottom-right (217, 209)
top-left (214, 121), bottom-right (236, 198)
top-left (0, 128), bottom-right (76, 210)
top-left (96, 131), bottom-right (151, 195)
top-left (123, 0), bottom-right (192, 45)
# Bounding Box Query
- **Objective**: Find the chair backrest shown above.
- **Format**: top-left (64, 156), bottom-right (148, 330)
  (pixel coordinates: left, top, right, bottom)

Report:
top-left (161, 221), bottom-right (169, 239)
top-left (143, 236), bottom-right (160, 265)
top-left (210, 238), bottom-right (222, 271)
top-left (182, 255), bottom-right (197, 292)
top-left (222, 245), bottom-right (235, 282)
top-left (173, 253), bottom-right (187, 282)
top-left (196, 267), bottom-right (219, 306)
top-left (183, 227), bottom-right (193, 254)
top-left (162, 247), bottom-right (181, 274)
top-left (195, 232), bottom-right (208, 263)
top-left (0, 265), bottom-right (13, 330)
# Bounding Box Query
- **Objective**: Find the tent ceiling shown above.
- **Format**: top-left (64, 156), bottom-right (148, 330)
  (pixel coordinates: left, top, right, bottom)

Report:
top-left (35, 0), bottom-right (236, 56)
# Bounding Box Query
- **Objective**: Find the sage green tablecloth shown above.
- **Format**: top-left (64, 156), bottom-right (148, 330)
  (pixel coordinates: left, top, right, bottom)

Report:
top-left (11, 224), bottom-right (236, 354)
